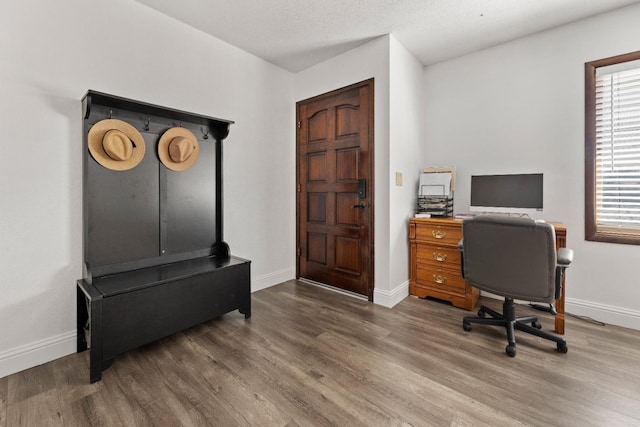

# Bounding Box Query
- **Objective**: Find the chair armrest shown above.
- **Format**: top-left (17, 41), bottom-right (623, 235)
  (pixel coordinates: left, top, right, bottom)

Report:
top-left (554, 248), bottom-right (573, 300)
top-left (557, 248), bottom-right (574, 268)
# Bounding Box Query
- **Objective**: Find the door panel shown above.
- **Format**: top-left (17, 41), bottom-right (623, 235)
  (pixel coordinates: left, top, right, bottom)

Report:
top-left (336, 148), bottom-right (358, 181)
top-left (296, 79), bottom-right (374, 298)
top-left (308, 153), bottom-right (328, 182)
top-left (308, 110), bottom-right (329, 142)
top-left (336, 193), bottom-right (359, 226)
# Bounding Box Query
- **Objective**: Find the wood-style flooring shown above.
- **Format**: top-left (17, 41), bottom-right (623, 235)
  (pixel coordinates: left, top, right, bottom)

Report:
top-left (2, 280), bottom-right (640, 426)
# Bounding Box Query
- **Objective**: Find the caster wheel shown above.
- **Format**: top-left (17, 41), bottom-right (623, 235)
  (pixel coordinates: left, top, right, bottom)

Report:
top-left (557, 342), bottom-right (568, 354)
top-left (506, 345), bottom-right (516, 357)
top-left (463, 321), bottom-right (472, 332)
top-left (532, 320), bottom-right (542, 329)
top-left (477, 310), bottom-right (486, 318)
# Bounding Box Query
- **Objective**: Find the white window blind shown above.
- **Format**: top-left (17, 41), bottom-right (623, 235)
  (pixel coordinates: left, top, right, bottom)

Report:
top-left (594, 66), bottom-right (640, 230)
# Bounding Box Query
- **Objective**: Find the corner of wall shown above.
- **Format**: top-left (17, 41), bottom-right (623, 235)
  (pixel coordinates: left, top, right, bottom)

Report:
top-left (251, 267), bottom-right (296, 293)
top-left (374, 280), bottom-right (410, 308)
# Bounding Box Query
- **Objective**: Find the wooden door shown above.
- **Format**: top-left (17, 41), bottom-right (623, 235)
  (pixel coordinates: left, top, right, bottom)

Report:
top-left (296, 79), bottom-right (374, 299)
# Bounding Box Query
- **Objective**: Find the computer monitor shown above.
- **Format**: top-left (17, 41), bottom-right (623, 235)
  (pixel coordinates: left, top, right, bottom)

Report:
top-left (470, 173), bottom-right (543, 217)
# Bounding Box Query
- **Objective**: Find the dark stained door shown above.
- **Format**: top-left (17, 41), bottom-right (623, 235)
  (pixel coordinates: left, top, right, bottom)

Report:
top-left (296, 79), bottom-right (374, 299)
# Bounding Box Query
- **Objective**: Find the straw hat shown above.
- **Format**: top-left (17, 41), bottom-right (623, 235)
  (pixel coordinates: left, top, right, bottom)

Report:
top-left (158, 127), bottom-right (199, 171)
top-left (88, 119), bottom-right (146, 171)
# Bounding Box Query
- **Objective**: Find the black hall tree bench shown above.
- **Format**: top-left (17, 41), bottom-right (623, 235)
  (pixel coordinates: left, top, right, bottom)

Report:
top-left (76, 91), bottom-right (251, 383)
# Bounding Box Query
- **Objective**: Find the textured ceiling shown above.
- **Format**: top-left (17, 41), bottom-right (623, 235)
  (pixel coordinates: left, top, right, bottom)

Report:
top-left (133, 0), bottom-right (640, 72)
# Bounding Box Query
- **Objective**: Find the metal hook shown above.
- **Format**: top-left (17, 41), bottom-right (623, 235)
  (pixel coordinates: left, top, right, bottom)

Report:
top-left (201, 127), bottom-right (209, 140)
top-left (144, 117), bottom-right (150, 131)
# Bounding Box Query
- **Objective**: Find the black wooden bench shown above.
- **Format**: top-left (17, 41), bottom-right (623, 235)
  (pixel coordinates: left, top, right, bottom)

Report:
top-left (77, 91), bottom-right (250, 383)
top-left (77, 255), bottom-right (250, 383)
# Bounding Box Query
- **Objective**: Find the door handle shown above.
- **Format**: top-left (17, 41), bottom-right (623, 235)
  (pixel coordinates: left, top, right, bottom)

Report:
top-left (351, 201), bottom-right (366, 209)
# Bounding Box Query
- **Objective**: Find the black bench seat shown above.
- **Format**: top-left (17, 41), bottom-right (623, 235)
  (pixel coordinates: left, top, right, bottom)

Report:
top-left (77, 255), bottom-right (251, 383)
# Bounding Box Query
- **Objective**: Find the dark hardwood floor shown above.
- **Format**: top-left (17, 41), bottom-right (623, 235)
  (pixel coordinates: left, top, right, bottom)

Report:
top-left (2, 280), bottom-right (640, 426)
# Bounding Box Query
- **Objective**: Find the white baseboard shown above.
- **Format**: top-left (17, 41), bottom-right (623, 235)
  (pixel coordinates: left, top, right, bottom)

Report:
top-left (481, 291), bottom-right (640, 331)
top-left (0, 330), bottom-right (76, 379)
top-left (565, 297), bottom-right (640, 330)
top-left (4, 279), bottom-right (636, 380)
top-left (374, 280), bottom-right (410, 308)
top-left (252, 267), bottom-right (295, 293)
top-left (0, 267), bottom-right (294, 380)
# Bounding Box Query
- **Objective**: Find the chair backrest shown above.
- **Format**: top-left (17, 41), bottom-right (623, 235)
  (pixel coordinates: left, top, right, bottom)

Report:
top-left (461, 215), bottom-right (557, 302)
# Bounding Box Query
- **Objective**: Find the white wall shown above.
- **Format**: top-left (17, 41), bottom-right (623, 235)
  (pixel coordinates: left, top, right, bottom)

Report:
top-left (294, 36), bottom-right (393, 304)
top-left (5, 0), bottom-right (639, 381)
top-left (423, 3), bottom-right (640, 329)
top-left (0, 0), bottom-right (295, 378)
top-left (388, 36), bottom-right (426, 304)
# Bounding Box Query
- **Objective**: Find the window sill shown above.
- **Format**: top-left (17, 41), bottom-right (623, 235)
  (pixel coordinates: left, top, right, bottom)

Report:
top-left (586, 229), bottom-right (640, 246)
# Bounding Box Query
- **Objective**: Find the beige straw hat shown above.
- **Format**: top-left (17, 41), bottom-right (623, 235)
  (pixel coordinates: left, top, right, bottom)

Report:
top-left (88, 119), bottom-right (146, 171)
top-left (158, 127), bottom-right (199, 171)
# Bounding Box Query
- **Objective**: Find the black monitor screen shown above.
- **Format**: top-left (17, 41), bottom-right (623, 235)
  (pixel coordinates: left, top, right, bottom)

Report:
top-left (471, 173), bottom-right (543, 210)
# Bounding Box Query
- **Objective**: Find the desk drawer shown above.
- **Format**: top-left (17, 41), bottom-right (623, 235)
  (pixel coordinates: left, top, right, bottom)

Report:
top-left (416, 245), bottom-right (461, 268)
top-left (416, 265), bottom-right (466, 293)
top-left (413, 223), bottom-right (462, 246)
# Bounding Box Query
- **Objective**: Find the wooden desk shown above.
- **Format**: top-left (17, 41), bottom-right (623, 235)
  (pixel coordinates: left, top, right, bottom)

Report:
top-left (409, 218), bottom-right (567, 335)
top-left (550, 222), bottom-right (567, 335)
top-left (409, 218), bottom-right (480, 311)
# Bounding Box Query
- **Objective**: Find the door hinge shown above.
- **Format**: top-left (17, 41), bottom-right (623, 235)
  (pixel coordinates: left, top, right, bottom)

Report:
top-left (297, 247), bottom-right (301, 256)
top-left (297, 184), bottom-right (301, 192)
top-left (297, 121), bottom-right (301, 129)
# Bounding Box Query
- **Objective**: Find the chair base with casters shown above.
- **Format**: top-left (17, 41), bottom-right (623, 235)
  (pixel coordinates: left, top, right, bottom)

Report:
top-left (462, 297), bottom-right (568, 357)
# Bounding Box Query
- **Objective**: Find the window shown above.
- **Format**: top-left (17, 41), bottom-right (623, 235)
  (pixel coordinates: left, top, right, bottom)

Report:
top-left (585, 51), bottom-right (640, 245)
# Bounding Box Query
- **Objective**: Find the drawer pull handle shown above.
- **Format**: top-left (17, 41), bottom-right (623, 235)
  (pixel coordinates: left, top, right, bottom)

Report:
top-left (432, 230), bottom-right (447, 239)
top-left (433, 253), bottom-right (447, 262)
top-left (433, 274), bottom-right (447, 284)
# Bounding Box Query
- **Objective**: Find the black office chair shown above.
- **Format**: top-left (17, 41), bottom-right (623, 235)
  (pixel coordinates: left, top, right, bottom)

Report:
top-left (458, 215), bottom-right (573, 357)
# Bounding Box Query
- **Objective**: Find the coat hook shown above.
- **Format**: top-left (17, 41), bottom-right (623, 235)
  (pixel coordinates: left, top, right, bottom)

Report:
top-left (144, 117), bottom-right (150, 131)
top-left (201, 127), bottom-right (209, 139)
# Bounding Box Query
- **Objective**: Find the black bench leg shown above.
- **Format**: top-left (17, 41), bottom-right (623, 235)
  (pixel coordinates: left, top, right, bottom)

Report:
top-left (77, 287), bottom-right (88, 353)
top-left (88, 298), bottom-right (103, 383)
top-left (240, 299), bottom-right (251, 319)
